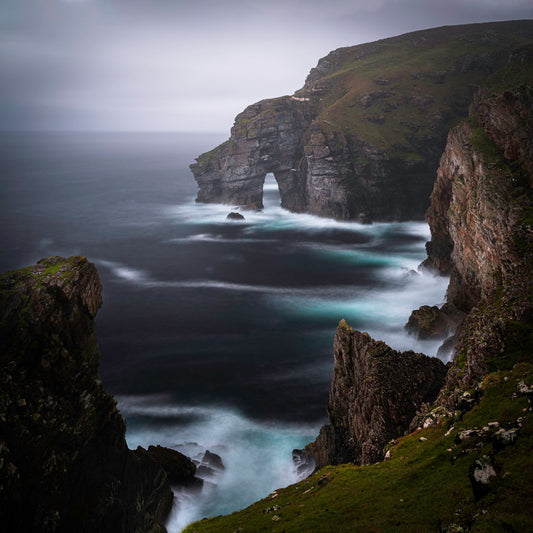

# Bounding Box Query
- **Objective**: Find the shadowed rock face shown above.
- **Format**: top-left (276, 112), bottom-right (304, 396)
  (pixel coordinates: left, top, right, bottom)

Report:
top-left (424, 86), bottom-right (533, 400)
top-left (307, 320), bottom-right (447, 468)
top-left (0, 257), bottom-right (173, 533)
top-left (191, 21), bottom-right (533, 222)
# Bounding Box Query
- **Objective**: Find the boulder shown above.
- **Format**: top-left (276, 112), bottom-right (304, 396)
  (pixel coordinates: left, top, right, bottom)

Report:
top-left (469, 455), bottom-right (497, 500)
top-left (201, 450), bottom-right (225, 471)
top-left (145, 445), bottom-right (199, 486)
top-left (226, 211), bottom-right (245, 220)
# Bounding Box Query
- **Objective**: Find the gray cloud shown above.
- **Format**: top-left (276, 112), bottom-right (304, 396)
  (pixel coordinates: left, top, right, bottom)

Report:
top-left (1, 0), bottom-right (532, 131)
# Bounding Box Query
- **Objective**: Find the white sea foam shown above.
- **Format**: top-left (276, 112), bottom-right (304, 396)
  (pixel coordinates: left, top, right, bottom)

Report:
top-left (117, 396), bottom-right (320, 532)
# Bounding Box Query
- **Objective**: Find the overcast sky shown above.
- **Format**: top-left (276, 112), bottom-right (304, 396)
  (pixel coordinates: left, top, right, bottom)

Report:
top-left (1, 0), bottom-right (532, 132)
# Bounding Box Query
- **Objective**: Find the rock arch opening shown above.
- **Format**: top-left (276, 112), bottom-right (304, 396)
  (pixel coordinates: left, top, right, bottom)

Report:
top-left (262, 173), bottom-right (282, 209)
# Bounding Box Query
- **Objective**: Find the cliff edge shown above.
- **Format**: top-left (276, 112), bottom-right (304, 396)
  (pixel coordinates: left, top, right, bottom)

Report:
top-left (425, 86), bottom-right (533, 400)
top-left (182, 82), bottom-right (533, 532)
top-left (0, 257), bottom-right (173, 533)
top-left (191, 21), bottom-right (533, 222)
top-left (307, 320), bottom-right (446, 468)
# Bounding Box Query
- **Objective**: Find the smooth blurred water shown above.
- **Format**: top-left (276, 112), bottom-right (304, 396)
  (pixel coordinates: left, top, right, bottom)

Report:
top-left (0, 132), bottom-right (448, 531)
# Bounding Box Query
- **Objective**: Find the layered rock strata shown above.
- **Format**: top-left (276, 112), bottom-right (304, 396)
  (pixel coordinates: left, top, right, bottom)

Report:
top-left (424, 86), bottom-right (533, 398)
top-left (191, 21), bottom-right (533, 222)
top-left (0, 257), bottom-right (173, 533)
top-left (306, 320), bottom-right (447, 468)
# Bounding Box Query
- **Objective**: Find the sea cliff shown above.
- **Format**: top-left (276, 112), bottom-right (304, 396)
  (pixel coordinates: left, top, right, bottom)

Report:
top-left (183, 80), bottom-right (533, 532)
top-left (191, 20), bottom-right (533, 222)
top-left (0, 257), bottom-right (173, 533)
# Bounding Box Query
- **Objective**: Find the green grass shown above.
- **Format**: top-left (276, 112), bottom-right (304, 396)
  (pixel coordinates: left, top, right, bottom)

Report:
top-left (43, 263), bottom-right (63, 276)
top-left (184, 363), bottom-right (533, 533)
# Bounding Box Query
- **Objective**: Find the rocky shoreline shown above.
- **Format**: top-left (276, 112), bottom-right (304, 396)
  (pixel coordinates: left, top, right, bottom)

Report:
top-left (0, 257), bottom-right (223, 532)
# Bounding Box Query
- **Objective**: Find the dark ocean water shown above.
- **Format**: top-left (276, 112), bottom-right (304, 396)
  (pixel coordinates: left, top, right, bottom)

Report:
top-left (0, 132), bottom-right (449, 530)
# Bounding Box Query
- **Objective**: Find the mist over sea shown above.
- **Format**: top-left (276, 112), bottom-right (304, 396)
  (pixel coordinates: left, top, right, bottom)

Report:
top-left (0, 132), bottom-right (449, 531)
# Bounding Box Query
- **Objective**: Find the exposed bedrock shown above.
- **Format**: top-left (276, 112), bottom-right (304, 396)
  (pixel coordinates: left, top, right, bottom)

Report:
top-left (191, 21), bottom-right (533, 222)
top-left (306, 320), bottom-right (447, 468)
top-left (191, 96), bottom-right (315, 213)
top-left (424, 85), bottom-right (533, 400)
top-left (0, 257), bottom-right (173, 533)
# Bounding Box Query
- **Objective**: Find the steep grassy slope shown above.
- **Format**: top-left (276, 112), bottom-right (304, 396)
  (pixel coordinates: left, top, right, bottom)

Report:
top-left (184, 363), bottom-right (533, 532)
top-left (299, 21), bottom-right (533, 157)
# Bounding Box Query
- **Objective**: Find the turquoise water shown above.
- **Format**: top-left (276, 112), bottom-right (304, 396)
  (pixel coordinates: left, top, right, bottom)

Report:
top-left (0, 134), bottom-right (449, 531)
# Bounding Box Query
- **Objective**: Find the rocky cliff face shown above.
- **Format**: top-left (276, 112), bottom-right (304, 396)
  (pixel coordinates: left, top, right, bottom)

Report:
top-left (307, 320), bottom-right (446, 468)
top-left (192, 96), bottom-right (316, 212)
top-left (191, 21), bottom-right (533, 222)
top-left (424, 86), bottom-right (533, 398)
top-left (0, 257), bottom-right (173, 533)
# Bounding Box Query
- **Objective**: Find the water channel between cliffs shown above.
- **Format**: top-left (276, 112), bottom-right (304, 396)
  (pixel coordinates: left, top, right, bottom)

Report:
top-left (0, 134), bottom-right (449, 531)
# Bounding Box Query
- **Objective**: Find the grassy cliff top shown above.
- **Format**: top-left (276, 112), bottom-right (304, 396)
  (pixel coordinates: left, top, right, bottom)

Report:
top-left (184, 363), bottom-right (533, 532)
top-left (295, 20), bottom-right (533, 154)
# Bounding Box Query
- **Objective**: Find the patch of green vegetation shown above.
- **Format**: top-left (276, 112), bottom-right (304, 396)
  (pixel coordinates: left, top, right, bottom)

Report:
top-left (43, 263), bottom-right (62, 276)
top-left (185, 363), bottom-right (533, 533)
top-left (196, 139), bottom-right (234, 165)
top-left (456, 349), bottom-right (467, 370)
top-left (469, 127), bottom-right (502, 161)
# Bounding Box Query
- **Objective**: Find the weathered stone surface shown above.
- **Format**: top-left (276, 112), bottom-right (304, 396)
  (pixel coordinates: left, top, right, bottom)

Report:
top-left (405, 303), bottom-right (465, 339)
top-left (424, 86), bottom-right (533, 400)
top-left (307, 320), bottom-right (447, 468)
top-left (226, 211), bottom-right (245, 220)
top-left (191, 22), bottom-right (533, 222)
top-left (191, 96), bottom-right (315, 213)
top-left (0, 257), bottom-right (173, 533)
top-left (145, 445), bottom-right (200, 486)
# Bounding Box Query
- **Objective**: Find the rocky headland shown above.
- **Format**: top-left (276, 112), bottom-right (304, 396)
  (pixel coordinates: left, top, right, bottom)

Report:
top-left (183, 50), bottom-right (533, 533)
top-left (191, 20), bottom-right (533, 222)
top-left (0, 257), bottom-right (203, 533)
top-left (2, 21), bottom-right (532, 533)
top-left (305, 321), bottom-right (447, 469)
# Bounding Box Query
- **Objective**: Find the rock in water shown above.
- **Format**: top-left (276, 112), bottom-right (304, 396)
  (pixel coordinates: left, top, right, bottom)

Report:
top-left (0, 256), bottom-right (173, 533)
top-left (145, 445), bottom-right (201, 486)
top-left (226, 211), bottom-right (245, 220)
top-left (201, 450), bottom-right (226, 471)
top-left (405, 303), bottom-right (465, 339)
top-left (307, 319), bottom-right (447, 468)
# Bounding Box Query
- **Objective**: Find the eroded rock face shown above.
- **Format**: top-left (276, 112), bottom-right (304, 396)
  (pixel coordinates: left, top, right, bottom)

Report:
top-left (191, 22), bottom-right (533, 222)
top-left (0, 257), bottom-right (173, 533)
top-left (405, 303), bottom-right (465, 340)
top-left (424, 86), bottom-right (533, 398)
top-left (307, 320), bottom-right (447, 468)
top-left (191, 96), bottom-right (315, 213)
